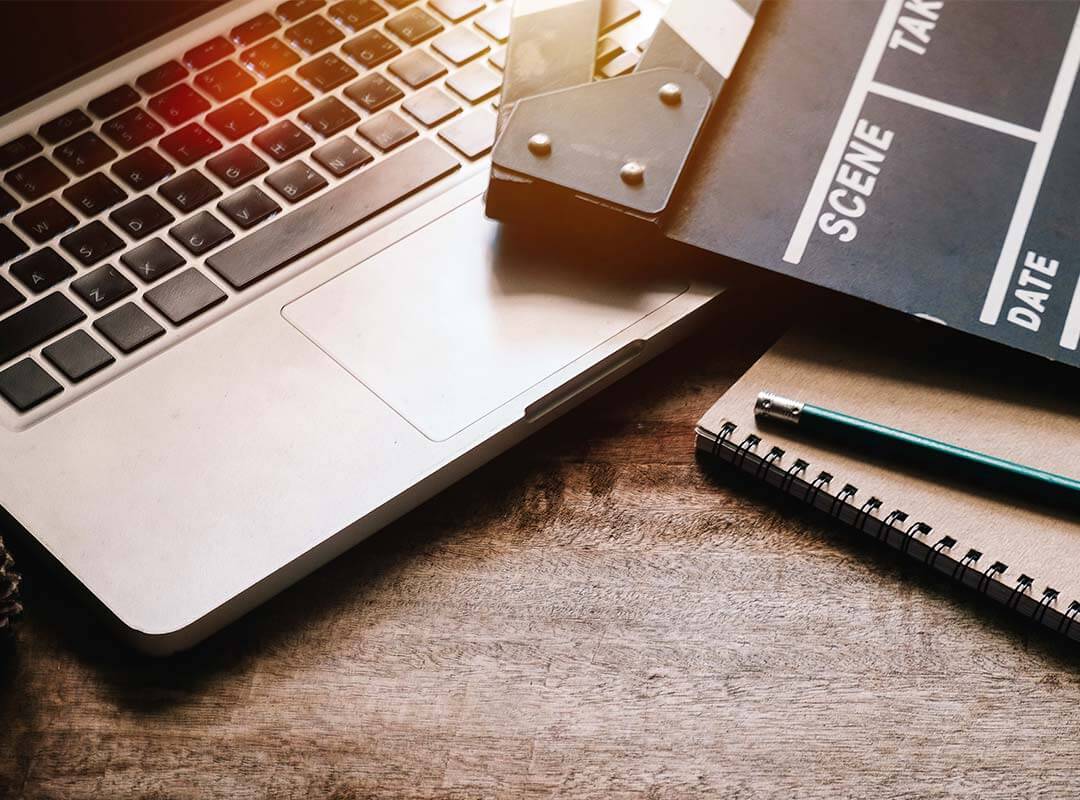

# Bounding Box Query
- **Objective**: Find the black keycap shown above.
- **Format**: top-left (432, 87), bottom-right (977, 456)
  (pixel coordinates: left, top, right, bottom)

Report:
top-left (0, 359), bottom-right (62, 412)
top-left (10, 248), bottom-right (76, 293)
top-left (239, 38), bottom-right (302, 78)
top-left (356, 110), bottom-right (416, 151)
top-left (252, 76), bottom-right (314, 117)
top-left (218, 185), bottom-right (281, 228)
top-left (159, 170), bottom-right (222, 212)
top-left (149, 84), bottom-right (213, 127)
top-left (59, 220), bottom-right (125, 266)
top-left (231, 13), bottom-right (281, 46)
top-left (402, 87), bottom-right (460, 127)
top-left (88, 85), bottom-right (140, 119)
top-left (0, 275), bottom-right (23, 314)
top-left (42, 330), bottom-right (115, 382)
top-left (432, 26), bottom-right (489, 66)
top-left (53, 132), bottom-right (118, 176)
top-left (38, 109), bottom-right (93, 144)
top-left (285, 15), bottom-right (345, 54)
top-left (207, 145), bottom-right (269, 187)
top-left (0, 186), bottom-right (17, 216)
top-left (0, 225), bottom-right (28, 264)
top-left (297, 53), bottom-right (357, 93)
top-left (14, 199), bottom-right (77, 243)
top-left (312, 135), bottom-right (372, 177)
top-left (0, 292), bottom-right (85, 365)
top-left (253, 120), bottom-right (315, 162)
top-left (194, 60), bottom-right (257, 102)
top-left (474, 4), bottom-right (510, 43)
top-left (145, 268), bottom-right (227, 324)
top-left (160, 123), bottom-right (222, 166)
top-left (208, 140), bottom-right (458, 288)
top-left (341, 29), bottom-right (401, 69)
top-left (328, 0), bottom-right (387, 32)
top-left (110, 195), bottom-right (175, 239)
top-left (344, 73), bottom-right (404, 112)
top-left (93, 302), bottom-right (165, 353)
top-left (299, 97), bottom-right (359, 137)
top-left (111, 147), bottom-right (175, 190)
top-left (265, 161), bottom-right (327, 203)
top-left (5, 157), bottom-right (69, 202)
top-left (62, 173), bottom-right (127, 216)
top-left (276, 0), bottom-right (325, 22)
top-left (170, 211), bottom-right (234, 255)
top-left (206, 99), bottom-right (269, 142)
top-left (437, 107), bottom-right (496, 159)
top-left (71, 264), bottom-right (136, 311)
top-left (183, 36), bottom-right (235, 70)
top-left (385, 7), bottom-right (443, 44)
top-left (137, 60), bottom-right (189, 93)
top-left (0, 135), bottom-right (43, 169)
top-left (385, 0), bottom-right (418, 7)
top-left (389, 50), bottom-right (447, 88)
top-left (100, 107), bottom-right (166, 151)
top-left (445, 62), bottom-right (501, 103)
top-left (121, 238), bottom-right (185, 284)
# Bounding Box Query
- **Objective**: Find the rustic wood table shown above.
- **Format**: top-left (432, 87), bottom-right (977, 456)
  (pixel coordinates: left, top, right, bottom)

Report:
top-left (2, 289), bottom-right (1078, 799)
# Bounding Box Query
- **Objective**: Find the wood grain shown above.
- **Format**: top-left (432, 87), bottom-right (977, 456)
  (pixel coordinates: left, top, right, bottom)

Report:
top-left (2, 290), bottom-right (1078, 800)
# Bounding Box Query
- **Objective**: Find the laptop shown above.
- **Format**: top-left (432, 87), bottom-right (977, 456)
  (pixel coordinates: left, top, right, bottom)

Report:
top-left (0, 0), bottom-right (726, 653)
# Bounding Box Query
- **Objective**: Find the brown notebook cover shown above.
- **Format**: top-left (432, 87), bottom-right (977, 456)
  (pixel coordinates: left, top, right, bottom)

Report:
top-left (695, 305), bottom-right (1080, 640)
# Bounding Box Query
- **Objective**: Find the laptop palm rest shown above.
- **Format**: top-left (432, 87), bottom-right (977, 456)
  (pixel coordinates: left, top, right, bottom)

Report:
top-left (282, 196), bottom-right (688, 442)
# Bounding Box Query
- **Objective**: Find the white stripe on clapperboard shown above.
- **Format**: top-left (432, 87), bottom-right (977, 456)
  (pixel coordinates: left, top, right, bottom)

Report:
top-left (781, 0), bottom-right (1080, 352)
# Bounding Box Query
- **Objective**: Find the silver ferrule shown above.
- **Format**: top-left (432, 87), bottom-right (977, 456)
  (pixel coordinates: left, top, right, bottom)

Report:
top-left (754, 392), bottom-right (804, 425)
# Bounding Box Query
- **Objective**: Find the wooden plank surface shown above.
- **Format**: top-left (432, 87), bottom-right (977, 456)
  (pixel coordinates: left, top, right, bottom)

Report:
top-left (2, 290), bottom-right (1078, 799)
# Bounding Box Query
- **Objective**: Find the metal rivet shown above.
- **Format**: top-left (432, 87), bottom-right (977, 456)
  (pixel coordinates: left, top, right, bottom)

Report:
top-left (620, 161), bottom-right (645, 186)
top-left (659, 83), bottom-right (682, 106)
top-left (528, 133), bottom-right (552, 157)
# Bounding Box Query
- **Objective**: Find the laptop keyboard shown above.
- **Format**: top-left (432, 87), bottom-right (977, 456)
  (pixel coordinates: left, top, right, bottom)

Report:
top-left (0, 0), bottom-right (654, 416)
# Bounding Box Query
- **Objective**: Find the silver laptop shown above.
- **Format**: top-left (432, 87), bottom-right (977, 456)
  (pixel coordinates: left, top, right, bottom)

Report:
top-left (0, 0), bottom-right (724, 652)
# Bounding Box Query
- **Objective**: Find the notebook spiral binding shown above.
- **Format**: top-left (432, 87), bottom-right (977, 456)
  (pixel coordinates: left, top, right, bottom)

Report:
top-left (700, 420), bottom-right (1075, 642)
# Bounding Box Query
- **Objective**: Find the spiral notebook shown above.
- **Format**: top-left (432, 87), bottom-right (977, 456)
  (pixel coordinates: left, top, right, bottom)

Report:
top-left (695, 305), bottom-right (1080, 640)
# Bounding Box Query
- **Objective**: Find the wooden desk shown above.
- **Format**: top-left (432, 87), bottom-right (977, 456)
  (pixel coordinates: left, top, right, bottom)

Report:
top-left (2, 294), bottom-right (1078, 799)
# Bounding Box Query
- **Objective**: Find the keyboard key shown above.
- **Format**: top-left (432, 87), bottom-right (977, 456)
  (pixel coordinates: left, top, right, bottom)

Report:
top-left (356, 111), bottom-right (417, 151)
top-left (312, 136), bottom-right (372, 176)
top-left (389, 50), bottom-right (447, 88)
top-left (42, 330), bottom-right (114, 382)
top-left (327, 0), bottom-right (386, 32)
top-left (62, 173), bottom-right (127, 217)
top-left (596, 36), bottom-right (624, 67)
top-left (194, 60), bottom-right (257, 102)
top-left (149, 84), bottom-right (213, 126)
top-left (111, 147), bottom-right (174, 191)
top-left (110, 195), bottom-right (174, 239)
top-left (344, 73), bottom-right (403, 112)
top-left (488, 47), bottom-right (505, 70)
top-left (299, 96), bottom-right (359, 137)
top-left (183, 36), bottom-right (235, 70)
top-left (169, 211), bottom-right (234, 255)
top-left (137, 60), bottom-right (189, 93)
top-left (38, 109), bottom-right (92, 145)
top-left (59, 220), bottom-right (125, 266)
top-left (285, 15), bottom-right (345, 54)
top-left (0, 186), bottom-right (16, 216)
top-left (207, 145), bottom-right (269, 187)
top-left (53, 132), bottom-right (117, 176)
top-left (402, 87), bottom-right (460, 126)
top-left (0, 135), bottom-right (42, 170)
top-left (265, 161), bottom-right (328, 203)
top-left (93, 302), bottom-right (164, 353)
top-left (5, 157), bottom-right (69, 202)
top-left (253, 120), bottom-right (316, 162)
top-left (0, 292), bottom-right (85, 367)
top-left (206, 99), bottom-right (269, 141)
top-left (0, 225), bottom-right (28, 264)
top-left (218, 185), bottom-right (281, 228)
top-left (70, 264), bottom-right (136, 311)
top-left (276, 0), bottom-right (325, 22)
top-left (446, 62), bottom-right (501, 103)
top-left (432, 27), bottom-right (489, 65)
top-left (14, 199), bottom-right (77, 243)
top-left (160, 123), bottom-right (222, 166)
top-left (599, 0), bottom-right (640, 34)
top-left (240, 37), bottom-right (302, 78)
top-left (474, 4), bottom-right (510, 43)
top-left (145, 268), bottom-right (227, 325)
top-left (208, 140), bottom-right (458, 288)
top-left (10, 248), bottom-right (75, 293)
top-left (88, 85), bottom-right (140, 119)
top-left (159, 169), bottom-right (223, 213)
top-left (252, 76), bottom-right (314, 117)
top-left (0, 275), bottom-right (22, 313)
top-left (598, 50), bottom-right (638, 78)
top-left (297, 53), bottom-right (357, 93)
top-left (430, 0), bottom-right (485, 23)
top-left (231, 13), bottom-right (281, 46)
top-left (0, 359), bottom-right (61, 412)
top-left (341, 29), bottom-right (401, 69)
top-left (385, 0), bottom-right (418, 7)
top-left (121, 238), bottom-right (185, 283)
top-left (438, 107), bottom-right (495, 159)
top-left (386, 8), bottom-right (443, 44)
top-left (100, 107), bottom-right (166, 150)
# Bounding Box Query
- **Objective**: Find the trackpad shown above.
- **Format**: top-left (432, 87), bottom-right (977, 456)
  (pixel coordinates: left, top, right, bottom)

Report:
top-left (283, 196), bottom-right (687, 441)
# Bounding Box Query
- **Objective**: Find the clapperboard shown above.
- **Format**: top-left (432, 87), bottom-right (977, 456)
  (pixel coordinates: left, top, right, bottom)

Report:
top-left (489, 0), bottom-right (1080, 368)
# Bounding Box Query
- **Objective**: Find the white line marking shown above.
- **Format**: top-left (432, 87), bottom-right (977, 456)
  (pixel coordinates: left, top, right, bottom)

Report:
top-left (980, 11), bottom-right (1080, 325)
top-left (782, 0), bottom-right (904, 265)
top-left (867, 82), bottom-right (1041, 142)
top-left (1061, 274), bottom-right (1080, 350)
